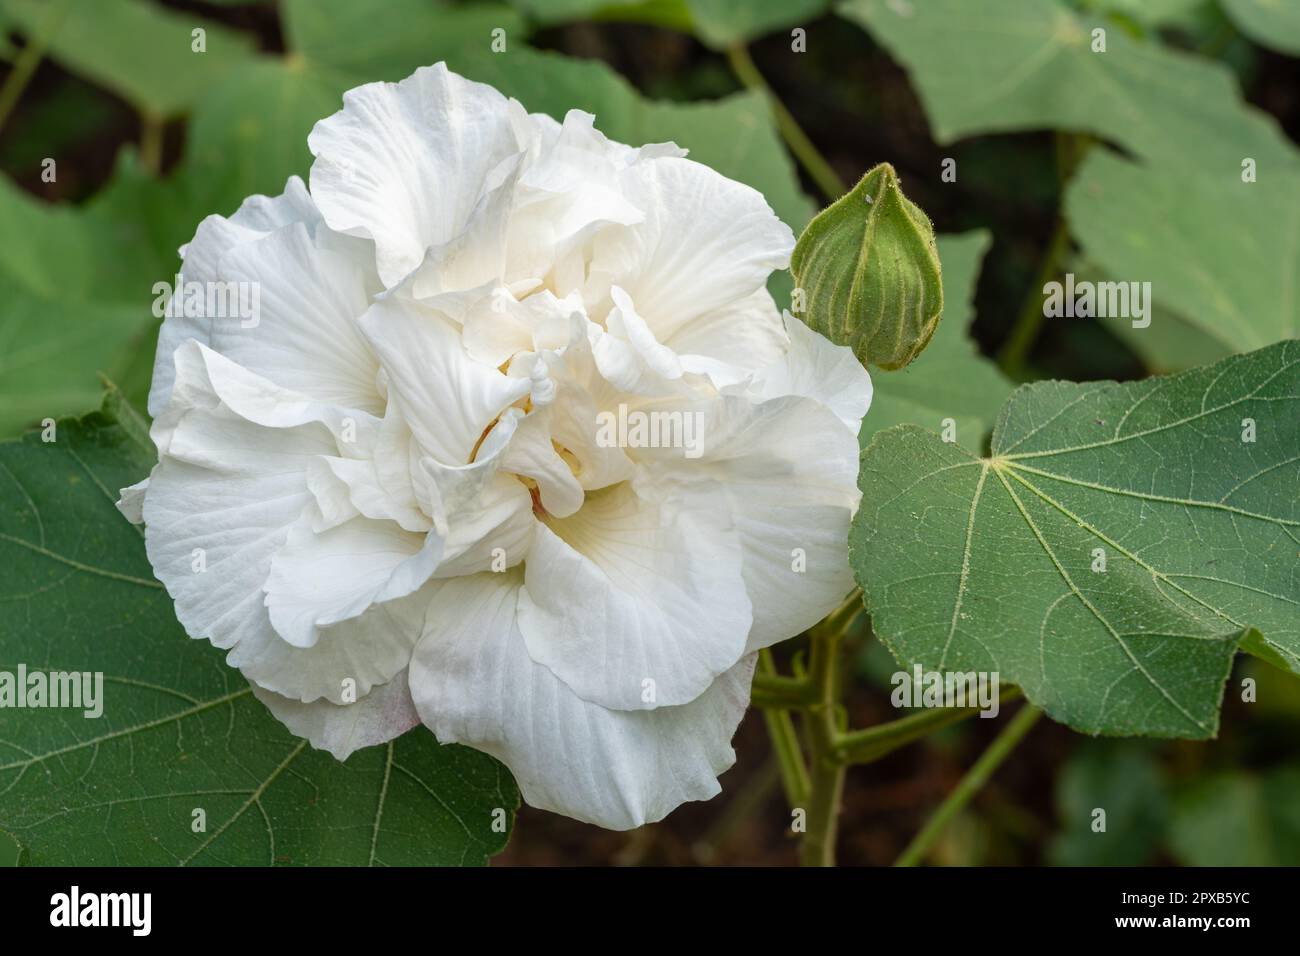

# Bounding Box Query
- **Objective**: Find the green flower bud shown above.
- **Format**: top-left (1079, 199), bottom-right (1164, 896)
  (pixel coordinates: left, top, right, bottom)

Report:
top-left (790, 163), bottom-right (943, 370)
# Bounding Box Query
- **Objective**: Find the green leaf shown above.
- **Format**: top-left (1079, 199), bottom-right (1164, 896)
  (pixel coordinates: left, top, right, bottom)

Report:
top-left (791, 163), bottom-right (941, 370)
top-left (687, 0), bottom-right (829, 48)
top-left (282, 0), bottom-right (524, 84)
top-left (837, 0), bottom-right (1298, 174)
top-left (850, 340), bottom-right (1300, 739)
top-left (0, 0), bottom-right (256, 119)
top-left (1048, 740), bottom-right (1167, 865)
top-left (1066, 147), bottom-right (1300, 357)
top-left (507, 0), bottom-right (693, 30)
top-left (182, 57), bottom-right (355, 213)
top-left (863, 231), bottom-right (1013, 451)
top-left (0, 391), bottom-right (519, 865)
top-left (1072, 0), bottom-right (1209, 28)
top-left (1222, 0), bottom-right (1300, 57)
top-left (0, 174), bottom-right (168, 434)
top-left (1068, 259), bottom-right (1233, 373)
top-left (1169, 766), bottom-right (1300, 864)
top-left (0, 276), bottom-right (149, 434)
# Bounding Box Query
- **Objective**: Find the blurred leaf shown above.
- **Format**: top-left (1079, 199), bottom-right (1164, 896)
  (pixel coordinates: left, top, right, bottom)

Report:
top-left (0, 165), bottom-right (183, 433)
top-left (0, 275), bottom-right (146, 434)
top-left (838, 0), bottom-right (1297, 175)
top-left (863, 231), bottom-right (1012, 451)
top-left (282, 0), bottom-right (523, 82)
top-left (1222, 0), bottom-right (1300, 56)
top-left (687, 0), bottom-right (829, 48)
top-left (1069, 259), bottom-right (1234, 373)
top-left (1169, 767), bottom-right (1300, 864)
top-left (0, 390), bottom-right (519, 866)
top-left (1049, 741), bottom-right (1167, 865)
top-left (0, 0), bottom-right (256, 118)
top-left (507, 0), bottom-right (692, 30)
top-left (183, 57), bottom-right (353, 214)
top-left (1067, 149), bottom-right (1300, 355)
top-left (1073, 0), bottom-right (1210, 28)
top-left (1098, 309), bottom-right (1232, 373)
top-left (851, 340), bottom-right (1300, 739)
top-left (791, 163), bottom-right (942, 370)
top-left (0, 9), bottom-right (14, 61)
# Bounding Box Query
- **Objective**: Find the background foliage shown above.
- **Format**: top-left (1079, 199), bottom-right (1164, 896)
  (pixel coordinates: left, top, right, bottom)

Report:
top-left (0, 0), bottom-right (1297, 865)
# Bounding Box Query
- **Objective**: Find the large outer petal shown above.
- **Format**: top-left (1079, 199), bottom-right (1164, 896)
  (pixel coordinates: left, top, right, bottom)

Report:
top-left (517, 482), bottom-right (751, 710)
top-left (308, 63), bottom-right (525, 286)
top-left (253, 670), bottom-right (420, 761)
top-left (410, 572), bottom-right (755, 831)
top-left (636, 393), bottom-right (864, 652)
top-left (207, 220), bottom-right (383, 415)
top-left (142, 341), bottom-right (422, 703)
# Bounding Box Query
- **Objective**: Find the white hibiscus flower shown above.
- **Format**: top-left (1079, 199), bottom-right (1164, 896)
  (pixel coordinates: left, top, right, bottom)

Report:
top-left (118, 63), bottom-right (872, 831)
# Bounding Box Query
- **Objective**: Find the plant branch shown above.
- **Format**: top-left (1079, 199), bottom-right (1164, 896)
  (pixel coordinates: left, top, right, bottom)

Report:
top-left (997, 132), bottom-right (1092, 378)
top-left (756, 649), bottom-right (810, 808)
top-left (834, 686), bottom-right (1023, 766)
top-left (893, 703), bottom-right (1043, 867)
top-left (0, 0), bottom-right (68, 136)
top-left (996, 217), bottom-right (1070, 378)
top-left (725, 43), bottom-right (847, 202)
top-left (139, 112), bottom-right (164, 175)
top-left (799, 615), bottom-right (848, 866)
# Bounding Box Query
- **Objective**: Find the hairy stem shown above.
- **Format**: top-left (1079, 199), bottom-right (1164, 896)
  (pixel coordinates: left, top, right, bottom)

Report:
top-left (726, 43), bottom-right (847, 202)
top-left (894, 704), bottom-right (1043, 867)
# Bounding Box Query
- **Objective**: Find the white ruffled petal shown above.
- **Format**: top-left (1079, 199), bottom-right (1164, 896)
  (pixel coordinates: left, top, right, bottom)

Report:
top-left (253, 669), bottom-right (420, 760)
top-left (358, 294), bottom-right (530, 466)
top-left (671, 287), bottom-right (790, 389)
top-left (308, 63), bottom-right (525, 286)
top-left (636, 393), bottom-right (861, 652)
top-left (586, 156), bottom-right (794, 339)
top-left (409, 572), bottom-right (755, 831)
top-left (150, 176), bottom-right (320, 417)
top-left (264, 512), bottom-right (439, 649)
top-left (742, 312), bottom-right (874, 437)
top-left (517, 482), bottom-right (751, 710)
top-left (207, 220), bottom-right (383, 415)
top-left (142, 341), bottom-right (423, 703)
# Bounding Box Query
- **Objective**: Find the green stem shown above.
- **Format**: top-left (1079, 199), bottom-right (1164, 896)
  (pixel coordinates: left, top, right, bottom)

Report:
top-left (997, 132), bottom-right (1092, 378)
top-left (996, 217), bottom-right (1070, 379)
top-left (893, 704), bottom-right (1043, 867)
top-left (751, 668), bottom-right (818, 708)
top-left (835, 686), bottom-right (1023, 766)
top-left (0, 0), bottom-right (68, 136)
top-left (139, 111), bottom-right (164, 175)
top-left (799, 618), bottom-right (846, 867)
top-left (757, 649), bottom-right (810, 808)
top-left (725, 43), bottom-right (847, 202)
